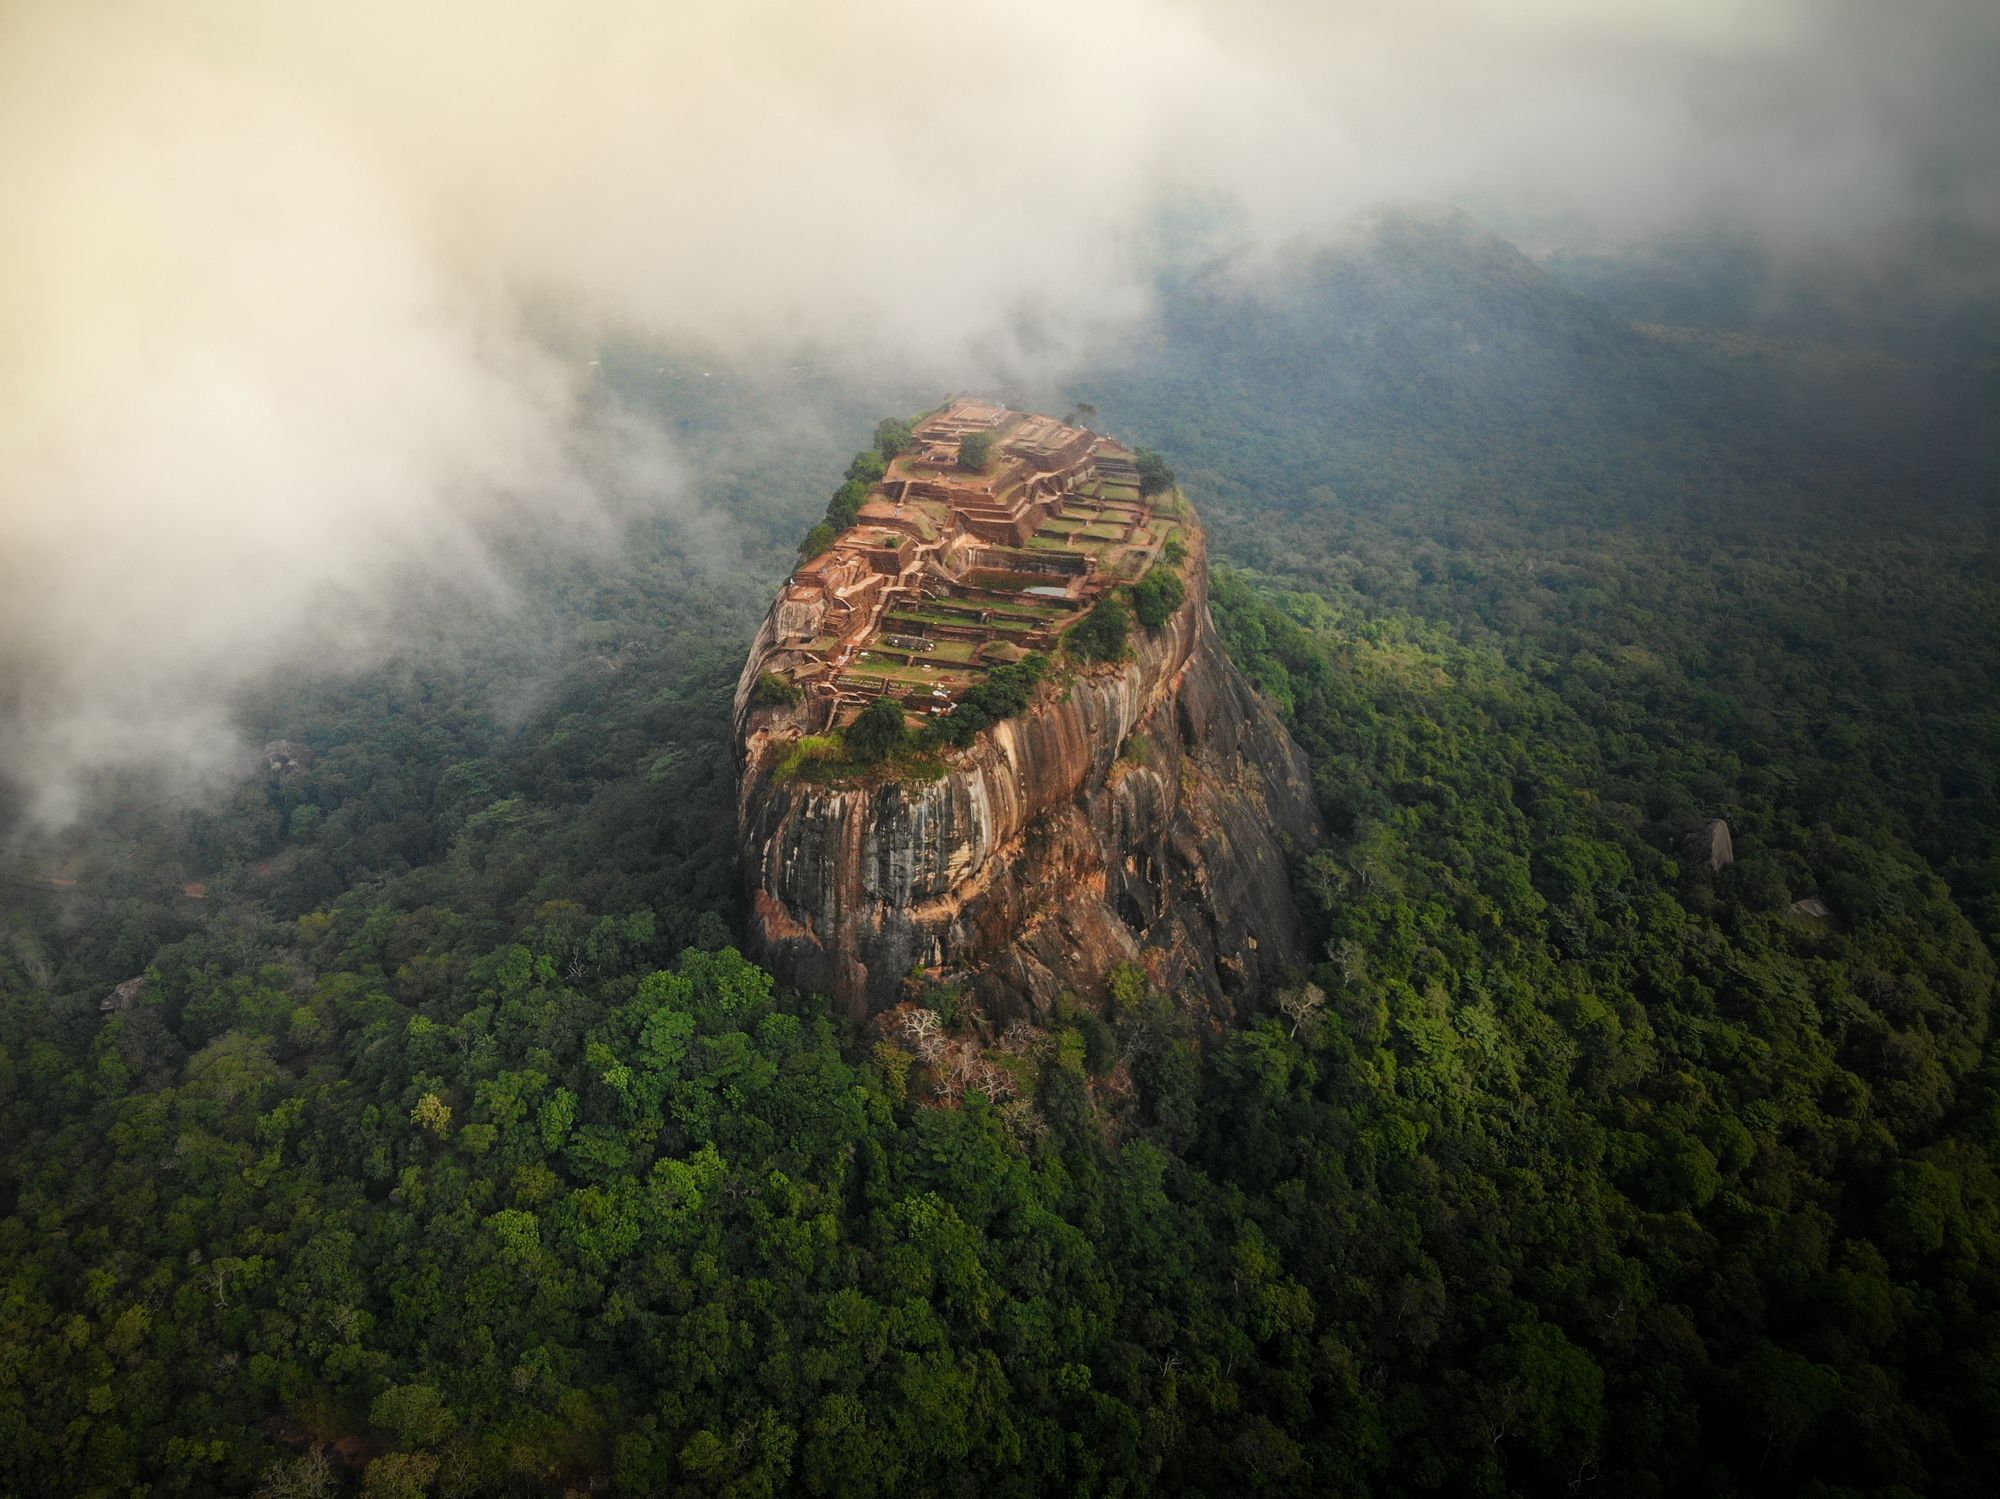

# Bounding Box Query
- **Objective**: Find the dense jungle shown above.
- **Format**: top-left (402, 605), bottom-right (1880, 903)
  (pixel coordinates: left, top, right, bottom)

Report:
top-left (3, 215), bottom-right (1996, 1497)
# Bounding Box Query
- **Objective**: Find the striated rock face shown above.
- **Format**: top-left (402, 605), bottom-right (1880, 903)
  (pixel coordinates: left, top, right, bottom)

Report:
top-left (733, 524), bottom-right (1324, 1025)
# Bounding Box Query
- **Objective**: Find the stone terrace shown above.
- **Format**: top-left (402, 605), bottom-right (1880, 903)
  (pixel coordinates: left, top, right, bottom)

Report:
top-left (759, 399), bottom-right (1176, 733)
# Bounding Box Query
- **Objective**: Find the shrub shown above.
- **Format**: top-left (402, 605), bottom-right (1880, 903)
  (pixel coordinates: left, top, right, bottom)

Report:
top-left (935, 654), bottom-right (1049, 747)
top-left (846, 697), bottom-right (909, 763)
top-left (959, 430), bottom-right (994, 471)
top-left (1068, 598), bottom-right (1131, 662)
top-left (1135, 448), bottom-right (1175, 497)
top-left (1130, 567), bottom-right (1186, 631)
top-left (774, 735), bottom-right (841, 782)
top-left (827, 480), bottom-right (869, 530)
top-left (874, 417), bottom-right (916, 459)
top-left (1109, 960), bottom-right (1147, 1011)
top-left (797, 522), bottom-right (836, 561)
top-left (753, 672), bottom-right (800, 710)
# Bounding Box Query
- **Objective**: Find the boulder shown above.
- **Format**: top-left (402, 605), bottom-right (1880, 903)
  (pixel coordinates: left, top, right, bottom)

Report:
top-left (100, 976), bottom-right (146, 1013)
top-left (262, 740), bottom-right (315, 775)
top-left (1686, 818), bottom-right (1734, 873)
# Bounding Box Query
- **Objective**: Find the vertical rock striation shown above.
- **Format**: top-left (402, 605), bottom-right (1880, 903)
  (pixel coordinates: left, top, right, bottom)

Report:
top-left (734, 517), bottom-right (1323, 1025)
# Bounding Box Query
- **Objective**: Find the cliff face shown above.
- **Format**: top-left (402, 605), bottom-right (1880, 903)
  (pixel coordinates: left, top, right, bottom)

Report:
top-left (733, 529), bottom-right (1323, 1025)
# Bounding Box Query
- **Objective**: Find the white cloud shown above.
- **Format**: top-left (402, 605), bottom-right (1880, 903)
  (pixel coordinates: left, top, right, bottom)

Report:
top-left (1, 0), bottom-right (1991, 824)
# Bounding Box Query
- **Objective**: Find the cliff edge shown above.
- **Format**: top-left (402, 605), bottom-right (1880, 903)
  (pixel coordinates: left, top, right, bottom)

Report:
top-left (733, 401), bottom-right (1322, 1024)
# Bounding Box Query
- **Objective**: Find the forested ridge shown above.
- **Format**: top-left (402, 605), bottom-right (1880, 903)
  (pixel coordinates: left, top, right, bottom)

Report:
top-left (3, 216), bottom-right (1997, 1496)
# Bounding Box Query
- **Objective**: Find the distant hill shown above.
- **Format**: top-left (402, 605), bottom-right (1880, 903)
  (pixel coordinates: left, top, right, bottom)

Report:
top-left (1075, 210), bottom-right (1999, 565)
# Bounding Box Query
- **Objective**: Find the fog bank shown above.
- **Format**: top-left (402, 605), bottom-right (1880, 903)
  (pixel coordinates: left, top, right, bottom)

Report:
top-left (2, 0), bottom-right (1992, 824)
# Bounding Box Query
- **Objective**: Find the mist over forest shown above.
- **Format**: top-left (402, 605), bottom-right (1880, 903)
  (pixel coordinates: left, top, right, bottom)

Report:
top-left (2, 2), bottom-right (1998, 1496)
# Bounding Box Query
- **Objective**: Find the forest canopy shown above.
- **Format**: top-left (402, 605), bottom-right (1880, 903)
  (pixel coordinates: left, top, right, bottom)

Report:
top-left (2, 217), bottom-right (1996, 1497)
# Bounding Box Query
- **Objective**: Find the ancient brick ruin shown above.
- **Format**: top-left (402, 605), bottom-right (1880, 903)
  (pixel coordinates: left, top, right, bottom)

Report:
top-left (759, 398), bottom-right (1175, 734)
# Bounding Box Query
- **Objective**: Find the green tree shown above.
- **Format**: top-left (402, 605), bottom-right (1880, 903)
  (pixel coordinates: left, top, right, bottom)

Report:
top-left (846, 698), bottom-right (908, 763)
top-left (1130, 567), bottom-right (1185, 631)
top-left (369, 1383), bottom-right (457, 1448)
top-left (362, 1452), bottom-right (439, 1499)
top-left (1134, 448), bottom-right (1175, 496)
top-left (958, 431), bottom-right (993, 471)
top-left (934, 654), bottom-right (1048, 747)
top-left (409, 1092), bottom-right (451, 1136)
top-left (798, 521), bottom-right (836, 561)
top-left (875, 417), bottom-right (916, 459)
top-left (754, 672), bottom-right (801, 710)
top-left (1067, 598), bottom-right (1130, 662)
top-left (826, 479), bottom-right (869, 531)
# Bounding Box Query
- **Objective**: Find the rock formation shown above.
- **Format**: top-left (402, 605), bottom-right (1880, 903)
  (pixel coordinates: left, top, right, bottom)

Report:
top-left (99, 976), bottom-right (146, 1014)
top-left (733, 401), bottom-right (1322, 1024)
top-left (1687, 817), bottom-right (1735, 873)
top-left (261, 740), bottom-right (315, 775)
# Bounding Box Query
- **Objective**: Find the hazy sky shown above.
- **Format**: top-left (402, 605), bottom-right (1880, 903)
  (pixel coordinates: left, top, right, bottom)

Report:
top-left (2, 0), bottom-right (1994, 825)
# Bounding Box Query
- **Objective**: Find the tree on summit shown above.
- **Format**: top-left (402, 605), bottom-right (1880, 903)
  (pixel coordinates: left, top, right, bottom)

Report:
top-left (798, 521), bottom-right (836, 560)
top-left (846, 696), bottom-right (908, 762)
top-left (1130, 568), bottom-right (1185, 631)
top-left (875, 416), bottom-right (916, 459)
top-left (1068, 598), bottom-right (1130, 661)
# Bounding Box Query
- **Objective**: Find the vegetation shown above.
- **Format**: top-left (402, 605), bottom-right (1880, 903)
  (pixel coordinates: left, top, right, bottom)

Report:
top-left (929, 653), bottom-right (1049, 749)
top-left (752, 671), bottom-right (799, 710)
top-left (771, 732), bottom-right (841, 782)
top-left (1066, 597), bottom-right (1131, 662)
top-left (873, 416), bottom-right (915, 460)
top-left (794, 414), bottom-right (924, 558)
top-left (795, 520), bottom-right (835, 561)
top-left (824, 480), bottom-right (868, 532)
top-left (1, 219), bottom-right (1995, 1495)
top-left (844, 696), bottom-right (908, 763)
top-left (1134, 447), bottom-right (1175, 497)
top-left (958, 430), bottom-right (993, 472)
top-left (1062, 210), bottom-right (2000, 1494)
top-left (1128, 566), bottom-right (1185, 632)
top-left (773, 723), bottom-right (944, 790)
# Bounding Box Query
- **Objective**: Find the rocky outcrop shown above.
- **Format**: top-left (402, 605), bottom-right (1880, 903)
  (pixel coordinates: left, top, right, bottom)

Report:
top-left (1686, 818), bottom-right (1735, 873)
top-left (261, 740), bottom-right (315, 775)
top-left (733, 524), bottom-right (1323, 1026)
top-left (99, 976), bottom-right (146, 1014)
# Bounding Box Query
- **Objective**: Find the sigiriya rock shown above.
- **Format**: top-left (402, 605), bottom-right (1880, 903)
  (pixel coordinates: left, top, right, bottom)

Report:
top-left (732, 400), bottom-right (1323, 1024)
